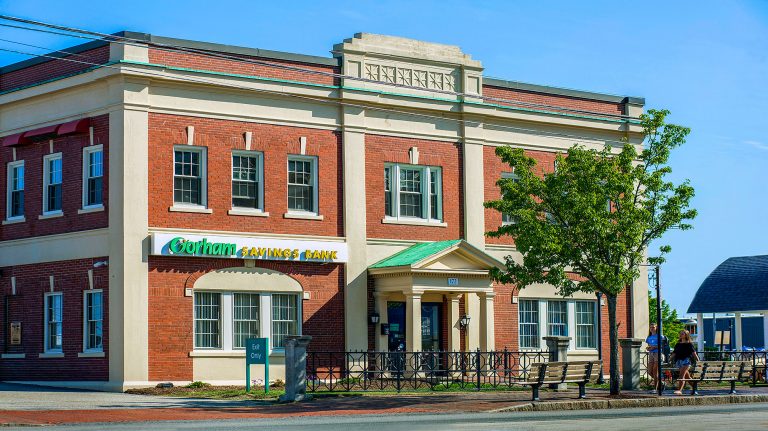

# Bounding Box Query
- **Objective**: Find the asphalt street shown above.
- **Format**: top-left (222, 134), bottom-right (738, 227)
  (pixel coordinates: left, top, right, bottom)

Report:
top-left (6, 402), bottom-right (768, 431)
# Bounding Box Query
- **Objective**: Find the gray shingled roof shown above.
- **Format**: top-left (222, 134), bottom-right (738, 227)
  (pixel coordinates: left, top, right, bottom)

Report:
top-left (688, 255), bottom-right (768, 313)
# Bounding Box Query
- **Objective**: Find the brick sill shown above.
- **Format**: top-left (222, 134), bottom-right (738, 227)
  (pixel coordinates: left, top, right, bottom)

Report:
top-left (169, 205), bottom-right (213, 214)
top-left (228, 208), bottom-right (269, 217)
top-left (78, 206), bottom-right (105, 215)
top-left (1, 353), bottom-right (25, 359)
top-left (38, 352), bottom-right (64, 358)
top-left (283, 212), bottom-right (324, 221)
top-left (381, 218), bottom-right (447, 228)
top-left (78, 351), bottom-right (105, 358)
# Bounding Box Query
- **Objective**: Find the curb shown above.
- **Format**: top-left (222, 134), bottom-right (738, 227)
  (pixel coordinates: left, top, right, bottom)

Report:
top-left (490, 394), bottom-right (768, 412)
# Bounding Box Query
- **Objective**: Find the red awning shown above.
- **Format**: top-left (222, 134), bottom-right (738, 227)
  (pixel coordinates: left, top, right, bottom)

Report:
top-left (57, 118), bottom-right (91, 135)
top-left (23, 124), bottom-right (59, 139)
top-left (2, 132), bottom-right (27, 147)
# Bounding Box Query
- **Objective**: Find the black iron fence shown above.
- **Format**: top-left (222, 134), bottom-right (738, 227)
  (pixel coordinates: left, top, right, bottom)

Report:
top-left (306, 349), bottom-right (548, 392)
top-left (640, 350), bottom-right (768, 385)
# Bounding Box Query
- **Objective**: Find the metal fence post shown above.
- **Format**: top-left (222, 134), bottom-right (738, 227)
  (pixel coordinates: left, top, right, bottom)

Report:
top-left (476, 348), bottom-right (482, 390)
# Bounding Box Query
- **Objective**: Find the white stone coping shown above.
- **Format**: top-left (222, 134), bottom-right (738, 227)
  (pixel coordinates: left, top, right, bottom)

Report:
top-left (2, 217), bottom-right (25, 225)
top-left (381, 217), bottom-right (447, 228)
top-left (283, 212), bottom-right (324, 221)
top-left (38, 352), bottom-right (65, 358)
top-left (78, 351), bottom-right (105, 358)
top-left (38, 211), bottom-right (64, 220)
top-left (228, 208), bottom-right (269, 217)
top-left (169, 205), bottom-right (213, 214)
top-left (77, 205), bottom-right (105, 214)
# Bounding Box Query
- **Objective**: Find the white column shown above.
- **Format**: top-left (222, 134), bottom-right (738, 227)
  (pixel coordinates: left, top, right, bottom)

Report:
top-left (405, 292), bottom-right (422, 352)
top-left (734, 312), bottom-right (743, 350)
top-left (464, 293), bottom-right (480, 350)
top-left (341, 107), bottom-right (369, 352)
top-left (696, 313), bottom-right (705, 351)
top-left (374, 292), bottom-right (389, 351)
top-left (446, 294), bottom-right (461, 352)
top-left (763, 312), bottom-right (768, 349)
top-left (479, 292), bottom-right (496, 351)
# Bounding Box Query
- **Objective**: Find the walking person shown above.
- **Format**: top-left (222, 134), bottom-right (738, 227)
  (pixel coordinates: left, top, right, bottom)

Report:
top-left (646, 323), bottom-right (662, 391)
top-left (671, 330), bottom-right (699, 395)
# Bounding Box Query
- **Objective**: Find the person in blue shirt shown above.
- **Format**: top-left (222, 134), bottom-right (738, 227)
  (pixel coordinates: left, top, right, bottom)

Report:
top-left (646, 323), bottom-right (661, 390)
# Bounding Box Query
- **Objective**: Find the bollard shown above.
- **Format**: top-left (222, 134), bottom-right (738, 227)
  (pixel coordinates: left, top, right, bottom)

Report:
top-left (279, 335), bottom-right (313, 402)
top-left (543, 336), bottom-right (570, 391)
top-left (620, 338), bottom-right (643, 390)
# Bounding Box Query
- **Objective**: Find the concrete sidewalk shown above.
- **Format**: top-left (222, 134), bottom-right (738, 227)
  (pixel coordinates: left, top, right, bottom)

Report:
top-left (2, 382), bottom-right (767, 426)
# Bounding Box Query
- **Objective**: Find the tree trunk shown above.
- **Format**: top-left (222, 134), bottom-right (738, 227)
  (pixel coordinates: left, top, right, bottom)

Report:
top-left (607, 293), bottom-right (620, 395)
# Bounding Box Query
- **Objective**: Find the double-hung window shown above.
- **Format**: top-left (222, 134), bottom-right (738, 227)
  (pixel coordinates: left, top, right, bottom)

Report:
top-left (233, 293), bottom-right (260, 349)
top-left (287, 156), bottom-right (318, 214)
top-left (82, 146), bottom-right (103, 208)
top-left (500, 171), bottom-right (519, 225)
top-left (44, 293), bottom-right (63, 352)
top-left (6, 161), bottom-right (24, 220)
top-left (43, 153), bottom-right (63, 214)
top-left (384, 163), bottom-right (442, 223)
top-left (193, 291), bottom-right (300, 352)
top-left (575, 301), bottom-right (597, 349)
top-left (194, 292), bottom-right (221, 349)
top-left (84, 291), bottom-right (103, 352)
top-left (271, 294), bottom-right (298, 349)
top-left (173, 147), bottom-right (206, 207)
top-left (231, 152), bottom-right (263, 211)
top-left (519, 299), bottom-right (540, 349)
top-left (547, 301), bottom-right (568, 337)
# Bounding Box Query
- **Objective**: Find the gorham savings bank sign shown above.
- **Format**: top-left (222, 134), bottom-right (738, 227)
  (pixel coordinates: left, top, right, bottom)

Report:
top-left (150, 232), bottom-right (348, 263)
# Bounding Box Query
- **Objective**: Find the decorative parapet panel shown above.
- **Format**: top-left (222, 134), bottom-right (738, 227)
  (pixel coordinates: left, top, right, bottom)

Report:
top-left (334, 33), bottom-right (483, 100)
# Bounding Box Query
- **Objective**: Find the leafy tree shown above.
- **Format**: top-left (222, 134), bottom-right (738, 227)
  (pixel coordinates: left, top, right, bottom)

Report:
top-left (648, 291), bottom-right (685, 348)
top-left (485, 109), bottom-right (696, 395)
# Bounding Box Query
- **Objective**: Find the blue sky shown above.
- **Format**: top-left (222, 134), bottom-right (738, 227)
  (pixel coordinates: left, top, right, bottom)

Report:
top-left (1, 1), bottom-right (766, 315)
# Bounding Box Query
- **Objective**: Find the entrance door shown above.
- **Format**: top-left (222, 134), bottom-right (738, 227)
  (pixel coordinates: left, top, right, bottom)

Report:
top-left (387, 302), bottom-right (406, 351)
top-left (421, 303), bottom-right (441, 351)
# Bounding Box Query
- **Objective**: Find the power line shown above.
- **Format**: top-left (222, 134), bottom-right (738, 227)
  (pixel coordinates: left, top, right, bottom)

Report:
top-left (0, 44), bottom-right (635, 147)
top-left (0, 15), bottom-right (634, 120)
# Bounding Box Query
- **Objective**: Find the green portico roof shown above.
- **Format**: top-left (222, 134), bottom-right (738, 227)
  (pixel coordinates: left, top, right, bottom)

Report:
top-left (369, 240), bottom-right (461, 269)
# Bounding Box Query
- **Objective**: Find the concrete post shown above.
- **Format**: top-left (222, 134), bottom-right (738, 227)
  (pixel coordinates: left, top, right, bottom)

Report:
top-left (279, 335), bottom-right (312, 402)
top-left (619, 338), bottom-right (643, 390)
top-left (405, 292), bottom-right (422, 352)
top-left (734, 312), bottom-right (743, 350)
top-left (696, 313), bottom-right (705, 351)
top-left (543, 336), bottom-right (570, 390)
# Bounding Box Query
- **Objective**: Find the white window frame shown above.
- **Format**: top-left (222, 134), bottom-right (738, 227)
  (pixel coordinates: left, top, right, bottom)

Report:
top-left (83, 290), bottom-right (104, 353)
top-left (286, 155), bottom-right (318, 215)
top-left (5, 160), bottom-right (24, 221)
top-left (232, 292), bottom-right (261, 349)
top-left (42, 153), bottom-right (63, 215)
top-left (81, 145), bottom-right (104, 210)
top-left (575, 300), bottom-right (597, 350)
top-left (231, 151), bottom-right (264, 213)
top-left (44, 292), bottom-right (63, 353)
top-left (518, 299), bottom-right (540, 349)
top-left (384, 163), bottom-right (443, 223)
top-left (192, 291), bottom-right (302, 353)
top-left (521, 298), bottom-right (599, 352)
top-left (500, 171), bottom-right (519, 226)
top-left (172, 145), bottom-right (208, 209)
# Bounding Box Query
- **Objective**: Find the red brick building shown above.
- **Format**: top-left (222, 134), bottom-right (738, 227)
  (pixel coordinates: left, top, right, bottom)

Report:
top-left (0, 32), bottom-right (648, 390)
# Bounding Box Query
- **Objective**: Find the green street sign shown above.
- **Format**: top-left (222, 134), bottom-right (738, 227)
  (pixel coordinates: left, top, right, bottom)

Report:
top-left (246, 338), bottom-right (269, 393)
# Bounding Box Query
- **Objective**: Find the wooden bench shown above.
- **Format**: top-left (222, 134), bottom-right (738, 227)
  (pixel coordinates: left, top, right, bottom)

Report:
top-left (678, 361), bottom-right (753, 395)
top-left (520, 360), bottom-right (601, 401)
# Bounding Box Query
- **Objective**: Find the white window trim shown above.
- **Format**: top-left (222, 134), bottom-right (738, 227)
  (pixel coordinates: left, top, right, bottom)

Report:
top-left (81, 145), bottom-right (104, 211)
top-left (192, 291), bottom-right (302, 354)
top-left (286, 155), bottom-right (319, 216)
top-left (82, 289), bottom-right (104, 353)
top-left (44, 292), bottom-right (63, 353)
top-left (383, 163), bottom-right (443, 224)
top-left (42, 153), bottom-right (63, 216)
top-left (171, 145), bottom-right (208, 210)
top-left (518, 298), bottom-right (598, 352)
top-left (230, 150), bottom-right (265, 213)
top-left (5, 160), bottom-right (24, 222)
top-left (574, 300), bottom-right (598, 350)
top-left (518, 299), bottom-right (540, 350)
top-left (500, 171), bottom-right (519, 226)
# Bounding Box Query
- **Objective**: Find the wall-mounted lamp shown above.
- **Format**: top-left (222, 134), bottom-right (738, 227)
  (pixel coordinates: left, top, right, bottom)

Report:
top-left (459, 314), bottom-right (471, 329)
top-left (369, 312), bottom-right (380, 325)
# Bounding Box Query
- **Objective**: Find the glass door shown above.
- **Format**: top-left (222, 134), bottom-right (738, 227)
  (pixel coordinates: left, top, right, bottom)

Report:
top-left (421, 303), bottom-right (441, 351)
